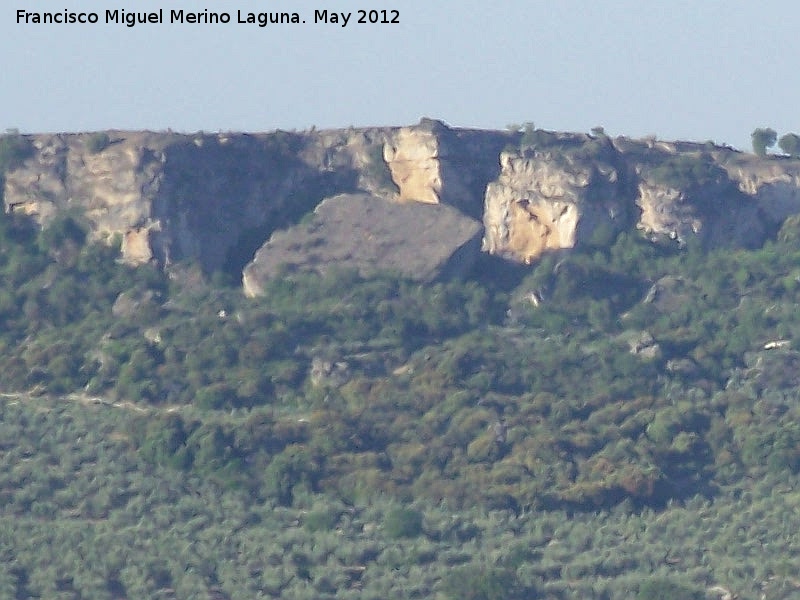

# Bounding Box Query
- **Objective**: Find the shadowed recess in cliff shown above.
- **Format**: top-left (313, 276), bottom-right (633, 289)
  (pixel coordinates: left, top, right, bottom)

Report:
top-left (151, 132), bottom-right (362, 277)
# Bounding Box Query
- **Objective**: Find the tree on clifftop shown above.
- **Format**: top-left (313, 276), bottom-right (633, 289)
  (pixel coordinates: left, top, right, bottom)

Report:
top-left (778, 133), bottom-right (800, 157)
top-left (752, 127), bottom-right (777, 156)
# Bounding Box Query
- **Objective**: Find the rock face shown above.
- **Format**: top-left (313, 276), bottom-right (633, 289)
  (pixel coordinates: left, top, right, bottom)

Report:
top-left (4, 132), bottom-right (165, 233)
top-left (6, 122), bottom-right (800, 293)
top-left (3, 129), bottom-right (397, 271)
top-left (384, 125), bottom-right (444, 205)
top-left (721, 155), bottom-right (800, 224)
top-left (635, 177), bottom-right (765, 249)
top-left (483, 137), bottom-right (631, 263)
top-left (241, 193), bottom-right (483, 297)
top-left (384, 119), bottom-right (510, 219)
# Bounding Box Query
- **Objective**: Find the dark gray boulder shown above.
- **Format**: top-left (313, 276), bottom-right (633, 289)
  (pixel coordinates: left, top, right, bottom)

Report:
top-left (242, 193), bottom-right (482, 296)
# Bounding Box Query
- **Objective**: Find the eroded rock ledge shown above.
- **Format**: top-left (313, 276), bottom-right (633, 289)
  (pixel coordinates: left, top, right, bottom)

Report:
top-left (5, 121), bottom-right (800, 294)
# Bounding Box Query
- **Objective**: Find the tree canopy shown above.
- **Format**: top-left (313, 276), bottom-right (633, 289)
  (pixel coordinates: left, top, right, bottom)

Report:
top-left (778, 132), bottom-right (800, 157)
top-left (752, 127), bottom-right (777, 156)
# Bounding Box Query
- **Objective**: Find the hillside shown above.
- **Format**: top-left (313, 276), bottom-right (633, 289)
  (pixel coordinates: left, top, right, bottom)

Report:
top-left (2, 123), bottom-right (800, 598)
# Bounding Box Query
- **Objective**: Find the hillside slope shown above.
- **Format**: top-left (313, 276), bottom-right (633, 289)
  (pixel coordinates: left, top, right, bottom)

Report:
top-left (4, 123), bottom-right (800, 598)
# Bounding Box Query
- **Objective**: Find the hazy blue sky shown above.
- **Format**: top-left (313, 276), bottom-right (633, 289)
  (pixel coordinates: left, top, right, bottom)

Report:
top-left (4, 0), bottom-right (799, 150)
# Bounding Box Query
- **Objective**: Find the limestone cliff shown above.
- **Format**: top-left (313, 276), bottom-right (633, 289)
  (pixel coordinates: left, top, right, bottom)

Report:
top-left (482, 134), bottom-right (787, 262)
top-left (634, 172), bottom-right (765, 250)
top-left (720, 154), bottom-right (800, 224)
top-left (384, 118), bottom-right (510, 218)
top-left (5, 122), bottom-right (800, 292)
top-left (482, 136), bottom-right (632, 263)
top-left (617, 140), bottom-right (768, 249)
top-left (3, 128), bottom-right (398, 271)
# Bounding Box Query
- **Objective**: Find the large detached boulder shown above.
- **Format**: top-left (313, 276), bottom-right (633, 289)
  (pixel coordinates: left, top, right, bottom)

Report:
top-left (242, 193), bottom-right (482, 297)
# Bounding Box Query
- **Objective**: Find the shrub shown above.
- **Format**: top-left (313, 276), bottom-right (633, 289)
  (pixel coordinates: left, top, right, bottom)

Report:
top-left (778, 132), bottom-right (800, 157)
top-left (41, 210), bottom-right (86, 241)
top-left (383, 506), bottom-right (424, 539)
top-left (751, 127), bottom-right (777, 156)
top-left (195, 383), bottom-right (234, 410)
top-left (263, 444), bottom-right (320, 506)
top-left (647, 154), bottom-right (727, 189)
top-left (637, 577), bottom-right (701, 600)
top-left (364, 143), bottom-right (397, 192)
top-left (86, 132), bottom-right (111, 154)
top-left (0, 131), bottom-right (33, 172)
top-left (440, 566), bottom-right (533, 600)
top-left (304, 507), bottom-right (340, 532)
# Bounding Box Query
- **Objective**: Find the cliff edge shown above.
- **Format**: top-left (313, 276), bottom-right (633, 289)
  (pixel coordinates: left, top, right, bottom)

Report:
top-left (5, 121), bottom-right (800, 295)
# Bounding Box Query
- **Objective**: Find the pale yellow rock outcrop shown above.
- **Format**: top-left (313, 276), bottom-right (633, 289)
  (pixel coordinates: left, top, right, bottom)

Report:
top-left (3, 129), bottom-right (403, 269)
top-left (635, 182), bottom-right (702, 243)
top-left (120, 226), bottom-right (157, 264)
top-left (382, 120), bottom-right (506, 219)
top-left (384, 127), bottom-right (442, 204)
top-left (634, 161), bottom-right (766, 249)
top-left (482, 148), bottom-right (626, 263)
top-left (4, 132), bottom-right (167, 263)
top-left (722, 156), bottom-right (800, 223)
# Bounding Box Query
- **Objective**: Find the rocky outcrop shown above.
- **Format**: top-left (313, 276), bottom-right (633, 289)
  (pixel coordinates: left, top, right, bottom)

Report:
top-left (721, 155), bottom-right (800, 224)
top-left (384, 125), bottom-right (444, 205)
top-left (384, 119), bottom-right (510, 219)
top-left (635, 178), bottom-right (765, 249)
top-left (3, 129), bottom-right (395, 271)
top-left (241, 193), bottom-right (483, 297)
top-left (4, 132), bottom-right (166, 233)
top-left (6, 123), bottom-right (800, 291)
top-left (483, 139), bottom-right (631, 263)
top-left (3, 121), bottom-right (508, 279)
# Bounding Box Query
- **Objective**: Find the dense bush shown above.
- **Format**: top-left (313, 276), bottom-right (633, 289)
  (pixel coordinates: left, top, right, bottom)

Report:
top-left (85, 132), bottom-right (111, 154)
top-left (383, 506), bottom-right (424, 539)
top-left (637, 577), bottom-right (702, 600)
top-left (647, 154), bottom-right (728, 189)
top-left (0, 130), bottom-right (33, 173)
top-left (752, 127), bottom-right (777, 156)
top-left (440, 566), bottom-right (535, 600)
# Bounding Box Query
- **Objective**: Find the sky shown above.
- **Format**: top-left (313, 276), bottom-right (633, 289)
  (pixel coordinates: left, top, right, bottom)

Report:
top-left (3, 0), bottom-right (799, 151)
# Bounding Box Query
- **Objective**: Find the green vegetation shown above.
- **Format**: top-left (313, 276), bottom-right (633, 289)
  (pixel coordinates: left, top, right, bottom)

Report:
top-left (636, 578), bottom-right (702, 600)
top-left (646, 153), bottom-right (727, 189)
top-left (440, 566), bottom-right (535, 600)
top-left (749, 128), bottom-right (800, 158)
top-left (751, 127), bottom-right (777, 156)
top-left (4, 204), bottom-right (800, 597)
top-left (0, 129), bottom-right (33, 173)
top-left (778, 132), bottom-right (800, 157)
top-left (383, 507), bottom-right (424, 539)
top-left (520, 126), bottom-right (578, 152)
top-left (85, 132), bottom-right (111, 154)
